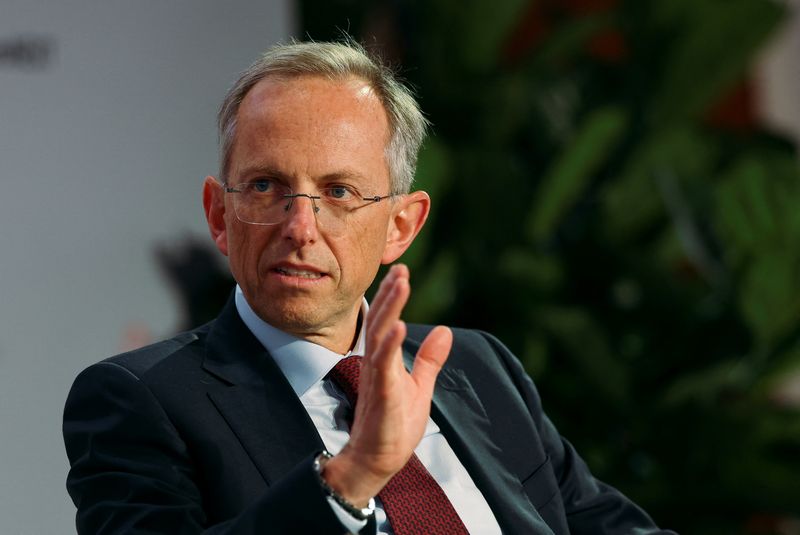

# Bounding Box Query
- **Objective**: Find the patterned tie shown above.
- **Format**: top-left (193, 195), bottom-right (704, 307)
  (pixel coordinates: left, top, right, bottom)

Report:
top-left (328, 355), bottom-right (470, 535)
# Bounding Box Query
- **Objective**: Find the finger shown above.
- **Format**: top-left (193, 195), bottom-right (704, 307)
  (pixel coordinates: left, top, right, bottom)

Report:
top-left (368, 265), bottom-right (400, 316)
top-left (371, 320), bottom-right (406, 374)
top-left (358, 320), bottom-right (406, 407)
top-left (411, 326), bottom-right (453, 395)
top-left (363, 271), bottom-right (402, 351)
top-left (366, 274), bottom-right (410, 352)
top-left (368, 264), bottom-right (407, 318)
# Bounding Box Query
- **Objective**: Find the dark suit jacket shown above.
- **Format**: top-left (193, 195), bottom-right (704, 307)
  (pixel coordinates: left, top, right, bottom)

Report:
top-left (63, 298), bottom-right (674, 534)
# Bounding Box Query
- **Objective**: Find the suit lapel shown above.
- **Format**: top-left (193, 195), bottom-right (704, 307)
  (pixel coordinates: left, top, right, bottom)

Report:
top-left (402, 349), bottom-right (555, 535)
top-left (202, 298), bottom-right (324, 486)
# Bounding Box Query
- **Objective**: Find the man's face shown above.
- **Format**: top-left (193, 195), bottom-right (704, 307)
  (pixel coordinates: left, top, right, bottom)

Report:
top-left (207, 76), bottom-right (402, 351)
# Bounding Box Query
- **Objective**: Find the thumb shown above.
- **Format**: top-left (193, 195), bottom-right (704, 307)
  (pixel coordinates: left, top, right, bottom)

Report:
top-left (411, 326), bottom-right (453, 391)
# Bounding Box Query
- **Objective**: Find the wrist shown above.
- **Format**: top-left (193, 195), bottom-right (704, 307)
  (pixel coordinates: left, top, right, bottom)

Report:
top-left (314, 451), bottom-right (375, 520)
top-left (322, 448), bottom-right (387, 508)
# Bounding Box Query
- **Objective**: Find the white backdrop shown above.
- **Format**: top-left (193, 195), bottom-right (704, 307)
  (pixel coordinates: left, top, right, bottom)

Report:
top-left (758, 0), bottom-right (800, 144)
top-left (0, 1), bottom-right (292, 532)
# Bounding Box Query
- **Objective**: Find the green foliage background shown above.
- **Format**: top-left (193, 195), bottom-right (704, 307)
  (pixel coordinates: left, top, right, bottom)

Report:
top-left (301, 1), bottom-right (800, 532)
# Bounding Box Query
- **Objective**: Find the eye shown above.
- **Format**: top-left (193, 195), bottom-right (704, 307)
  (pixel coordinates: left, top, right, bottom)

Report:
top-left (250, 179), bottom-right (274, 193)
top-left (325, 185), bottom-right (357, 201)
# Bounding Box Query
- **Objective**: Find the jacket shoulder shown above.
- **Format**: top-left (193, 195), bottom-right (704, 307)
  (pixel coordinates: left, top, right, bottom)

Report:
top-left (405, 324), bottom-right (512, 365)
top-left (405, 323), bottom-right (493, 347)
top-left (97, 322), bottom-right (212, 379)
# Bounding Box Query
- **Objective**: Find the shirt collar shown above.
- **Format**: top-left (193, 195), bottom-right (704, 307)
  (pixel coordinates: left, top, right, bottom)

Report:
top-left (234, 285), bottom-right (367, 397)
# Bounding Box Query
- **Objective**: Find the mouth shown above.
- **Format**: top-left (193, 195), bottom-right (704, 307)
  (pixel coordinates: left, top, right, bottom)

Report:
top-left (272, 265), bottom-right (326, 280)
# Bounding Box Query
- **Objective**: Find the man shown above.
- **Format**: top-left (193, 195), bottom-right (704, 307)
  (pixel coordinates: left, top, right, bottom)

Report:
top-left (63, 40), bottom-right (674, 534)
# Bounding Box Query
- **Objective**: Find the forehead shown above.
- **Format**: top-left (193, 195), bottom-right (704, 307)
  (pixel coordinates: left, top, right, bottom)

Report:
top-left (241, 75), bottom-right (388, 126)
top-left (229, 75), bottom-right (391, 187)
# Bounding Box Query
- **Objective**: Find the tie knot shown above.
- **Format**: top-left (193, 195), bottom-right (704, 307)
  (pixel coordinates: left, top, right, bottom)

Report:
top-left (328, 355), bottom-right (362, 405)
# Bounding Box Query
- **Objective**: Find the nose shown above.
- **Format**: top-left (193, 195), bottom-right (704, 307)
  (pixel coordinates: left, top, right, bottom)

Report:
top-left (280, 194), bottom-right (320, 246)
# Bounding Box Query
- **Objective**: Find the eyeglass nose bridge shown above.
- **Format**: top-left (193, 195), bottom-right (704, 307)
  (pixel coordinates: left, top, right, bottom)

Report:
top-left (282, 193), bottom-right (321, 215)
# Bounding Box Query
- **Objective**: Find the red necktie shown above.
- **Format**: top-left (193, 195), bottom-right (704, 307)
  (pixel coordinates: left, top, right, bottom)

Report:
top-left (328, 355), bottom-right (470, 535)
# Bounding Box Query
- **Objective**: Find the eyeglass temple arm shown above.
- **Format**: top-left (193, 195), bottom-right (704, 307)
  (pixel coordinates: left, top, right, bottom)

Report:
top-left (362, 194), bottom-right (393, 202)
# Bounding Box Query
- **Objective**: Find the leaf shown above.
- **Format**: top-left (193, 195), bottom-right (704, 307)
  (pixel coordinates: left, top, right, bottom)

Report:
top-left (601, 126), bottom-right (716, 244)
top-left (498, 248), bottom-right (564, 293)
top-left (402, 138), bottom-right (453, 271)
top-left (739, 253), bottom-right (800, 344)
top-left (652, 0), bottom-right (785, 123)
top-left (404, 252), bottom-right (457, 324)
top-left (534, 305), bottom-right (629, 405)
top-left (522, 13), bottom-right (614, 69)
top-left (527, 106), bottom-right (627, 242)
top-left (453, 0), bottom-right (531, 72)
top-left (661, 358), bottom-right (752, 407)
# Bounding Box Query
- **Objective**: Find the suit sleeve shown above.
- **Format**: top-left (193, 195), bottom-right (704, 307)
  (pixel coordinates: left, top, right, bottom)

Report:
top-left (63, 361), bottom-right (360, 535)
top-left (479, 332), bottom-right (676, 535)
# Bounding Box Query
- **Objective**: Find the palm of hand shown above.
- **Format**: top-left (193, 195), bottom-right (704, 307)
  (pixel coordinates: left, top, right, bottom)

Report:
top-left (331, 264), bottom-right (453, 500)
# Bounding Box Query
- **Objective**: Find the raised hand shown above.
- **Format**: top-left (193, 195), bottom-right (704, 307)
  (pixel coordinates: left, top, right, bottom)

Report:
top-left (321, 264), bottom-right (453, 507)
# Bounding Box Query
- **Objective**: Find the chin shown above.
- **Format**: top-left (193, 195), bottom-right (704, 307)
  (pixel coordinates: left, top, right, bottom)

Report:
top-left (254, 300), bottom-right (326, 333)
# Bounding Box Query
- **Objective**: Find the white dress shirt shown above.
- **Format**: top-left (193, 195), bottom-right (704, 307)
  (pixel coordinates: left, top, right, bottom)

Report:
top-left (235, 286), bottom-right (501, 534)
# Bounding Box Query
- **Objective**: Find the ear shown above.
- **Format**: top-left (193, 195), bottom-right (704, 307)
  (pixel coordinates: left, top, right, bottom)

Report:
top-left (202, 176), bottom-right (229, 257)
top-left (381, 191), bottom-right (431, 264)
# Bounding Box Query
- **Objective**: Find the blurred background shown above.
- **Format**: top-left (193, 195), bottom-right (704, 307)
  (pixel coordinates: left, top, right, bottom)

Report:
top-left (2, 0), bottom-right (800, 533)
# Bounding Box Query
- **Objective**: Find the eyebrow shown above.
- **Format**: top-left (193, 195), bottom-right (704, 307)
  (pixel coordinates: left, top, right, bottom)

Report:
top-left (235, 165), bottom-right (371, 187)
top-left (234, 165), bottom-right (290, 182)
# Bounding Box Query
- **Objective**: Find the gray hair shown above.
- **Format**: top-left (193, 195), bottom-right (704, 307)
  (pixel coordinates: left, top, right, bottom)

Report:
top-left (217, 40), bottom-right (429, 194)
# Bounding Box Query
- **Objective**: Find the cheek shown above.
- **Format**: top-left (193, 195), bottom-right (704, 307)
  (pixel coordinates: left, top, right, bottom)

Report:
top-left (355, 217), bottom-right (386, 249)
top-left (340, 218), bottom-right (389, 276)
top-left (227, 225), bottom-right (266, 282)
